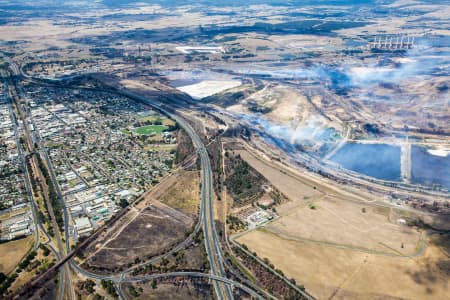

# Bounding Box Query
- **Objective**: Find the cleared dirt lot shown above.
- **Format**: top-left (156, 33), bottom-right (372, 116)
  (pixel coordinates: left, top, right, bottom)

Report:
top-left (268, 196), bottom-right (423, 256)
top-left (83, 201), bottom-right (193, 271)
top-left (81, 167), bottom-right (200, 272)
top-left (237, 230), bottom-right (450, 300)
top-left (0, 236), bottom-right (34, 274)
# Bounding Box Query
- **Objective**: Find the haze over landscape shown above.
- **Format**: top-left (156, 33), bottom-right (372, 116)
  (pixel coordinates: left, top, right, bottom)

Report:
top-left (0, 0), bottom-right (449, 299)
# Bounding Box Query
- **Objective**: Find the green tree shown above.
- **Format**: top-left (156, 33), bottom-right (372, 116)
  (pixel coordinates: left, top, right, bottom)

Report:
top-left (151, 279), bottom-right (157, 289)
top-left (119, 199), bottom-right (129, 208)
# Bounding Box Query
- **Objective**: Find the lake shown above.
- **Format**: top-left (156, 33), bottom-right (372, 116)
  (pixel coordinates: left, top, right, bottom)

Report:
top-left (411, 146), bottom-right (450, 190)
top-left (330, 143), bottom-right (401, 181)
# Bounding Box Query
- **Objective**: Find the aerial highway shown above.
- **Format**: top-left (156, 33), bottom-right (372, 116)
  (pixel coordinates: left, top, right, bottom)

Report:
top-left (6, 69), bottom-right (75, 300)
top-left (6, 87), bottom-right (66, 298)
top-left (4, 51), bottom-right (272, 299)
top-left (124, 271), bottom-right (262, 299)
top-left (7, 67), bottom-right (257, 299)
top-left (5, 90), bottom-right (39, 248)
top-left (119, 89), bottom-right (235, 300)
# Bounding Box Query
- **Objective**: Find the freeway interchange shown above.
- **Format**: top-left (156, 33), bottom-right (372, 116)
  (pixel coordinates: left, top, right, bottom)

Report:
top-left (5, 73), bottom-right (75, 300)
top-left (7, 65), bottom-right (265, 299)
top-left (120, 89), bottom-right (236, 300)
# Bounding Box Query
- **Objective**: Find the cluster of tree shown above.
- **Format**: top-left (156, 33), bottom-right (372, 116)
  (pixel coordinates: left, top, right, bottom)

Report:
top-left (363, 123), bottom-right (381, 135)
top-left (234, 245), bottom-right (307, 298)
top-left (35, 258), bottom-right (55, 275)
top-left (17, 250), bottom-right (37, 273)
top-left (225, 154), bottom-right (264, 205)
top-left (26, 158), bottom-right (39, 197)
top-left (37, 154), bottom-right (64, 230)
top-left (207, 138), bottom-right (227, 201)
top-left (0, 250), bottom-right (38, 296)
top-left (174, 130), bottom-right (195, 166)
top-left (128, 285), bottom-right (142, 298)
top-left (402, 125), bottom-right (448, 135)
top-left (0, 271), bottom-right (18, 296)
top-left (164, 159), bottom-right (174, 169)
top-left (226, 215), bottom-right (246, 231)
top-left (80, 279), bottom-right (96, 293)
top-left (166, 122), bottom-right (180, 132)
top-left (247, 103), bottom-right (272, 114)
top-left (140, 118), bottom-right (163, 126)
top-left (151, 279), bottom-right (157, 289)
top-left (40, 244), bottom-right (51, 256)
top-left (130, 263), bottom-right (155, 276)
top-left (119, 199), bottom-right (129, 208)
top-left (101, 279), bottom-right (118, 298)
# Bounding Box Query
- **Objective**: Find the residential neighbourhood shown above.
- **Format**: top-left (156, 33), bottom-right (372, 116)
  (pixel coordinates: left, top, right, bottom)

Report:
top-left (24, 85), bottom-right (178, 240)
top-left (0, 83), bottom-right (35, 241)
top-left (0, 1), bottom-right (449, 299)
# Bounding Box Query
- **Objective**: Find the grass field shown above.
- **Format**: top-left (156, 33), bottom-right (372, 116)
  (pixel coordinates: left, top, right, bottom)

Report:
top-left (159, 170), bottom-right (200, 215)
top-left (237, 150), bottom-right (322, 214)
top-left (139, 116), bottom-right (176, 127)
top-left (237, 230), bottom-right (450, 299)
top-left (232, 147), bottom-right (450, 299)
top-left (0, 236), bottom-right (34, 274)
top-left (234, 149), bottom-right (450, 299)
top-left (268, 196), bottom-right (422, 256)
top-left (143, 144), bottom-right (177, 152)
top-left (135, 125), bottom-right (167, 135)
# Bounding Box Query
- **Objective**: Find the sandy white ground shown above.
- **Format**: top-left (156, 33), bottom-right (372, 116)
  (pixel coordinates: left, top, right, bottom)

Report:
top-left (175, 46), bottom-right (225, 54)
top-left (177, 80), bottom-right (242, 100)
top-left (427, 148), bottom-right (450, 157)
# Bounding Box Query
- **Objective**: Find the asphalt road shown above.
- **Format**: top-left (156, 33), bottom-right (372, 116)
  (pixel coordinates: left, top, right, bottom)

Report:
top-left (6, 72), bottom-right (74, 300)
top-left (119, 90), bottom-right (234, 300)
top-left (6, 67), bottom-right (259, 299)
top-left (5, 90), bottom-right (40, 248)
top-left (124, 271), bottom-right (262, 299)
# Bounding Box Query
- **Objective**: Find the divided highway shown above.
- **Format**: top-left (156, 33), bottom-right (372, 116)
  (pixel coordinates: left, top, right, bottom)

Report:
top-left (119, 90), bottom-right (234, 300)
top-left (4, 71), bottom-right (74, 300)
top-left (6, 60), bottom-right (257, 299)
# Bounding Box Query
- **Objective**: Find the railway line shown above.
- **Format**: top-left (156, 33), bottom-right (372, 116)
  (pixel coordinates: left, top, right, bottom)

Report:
top-left (4, 58), bottom-right (300, 299)
top-left (6, 72), bottom-right (74, 300)
top-left (7, 71), bottom-right (247, 299)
